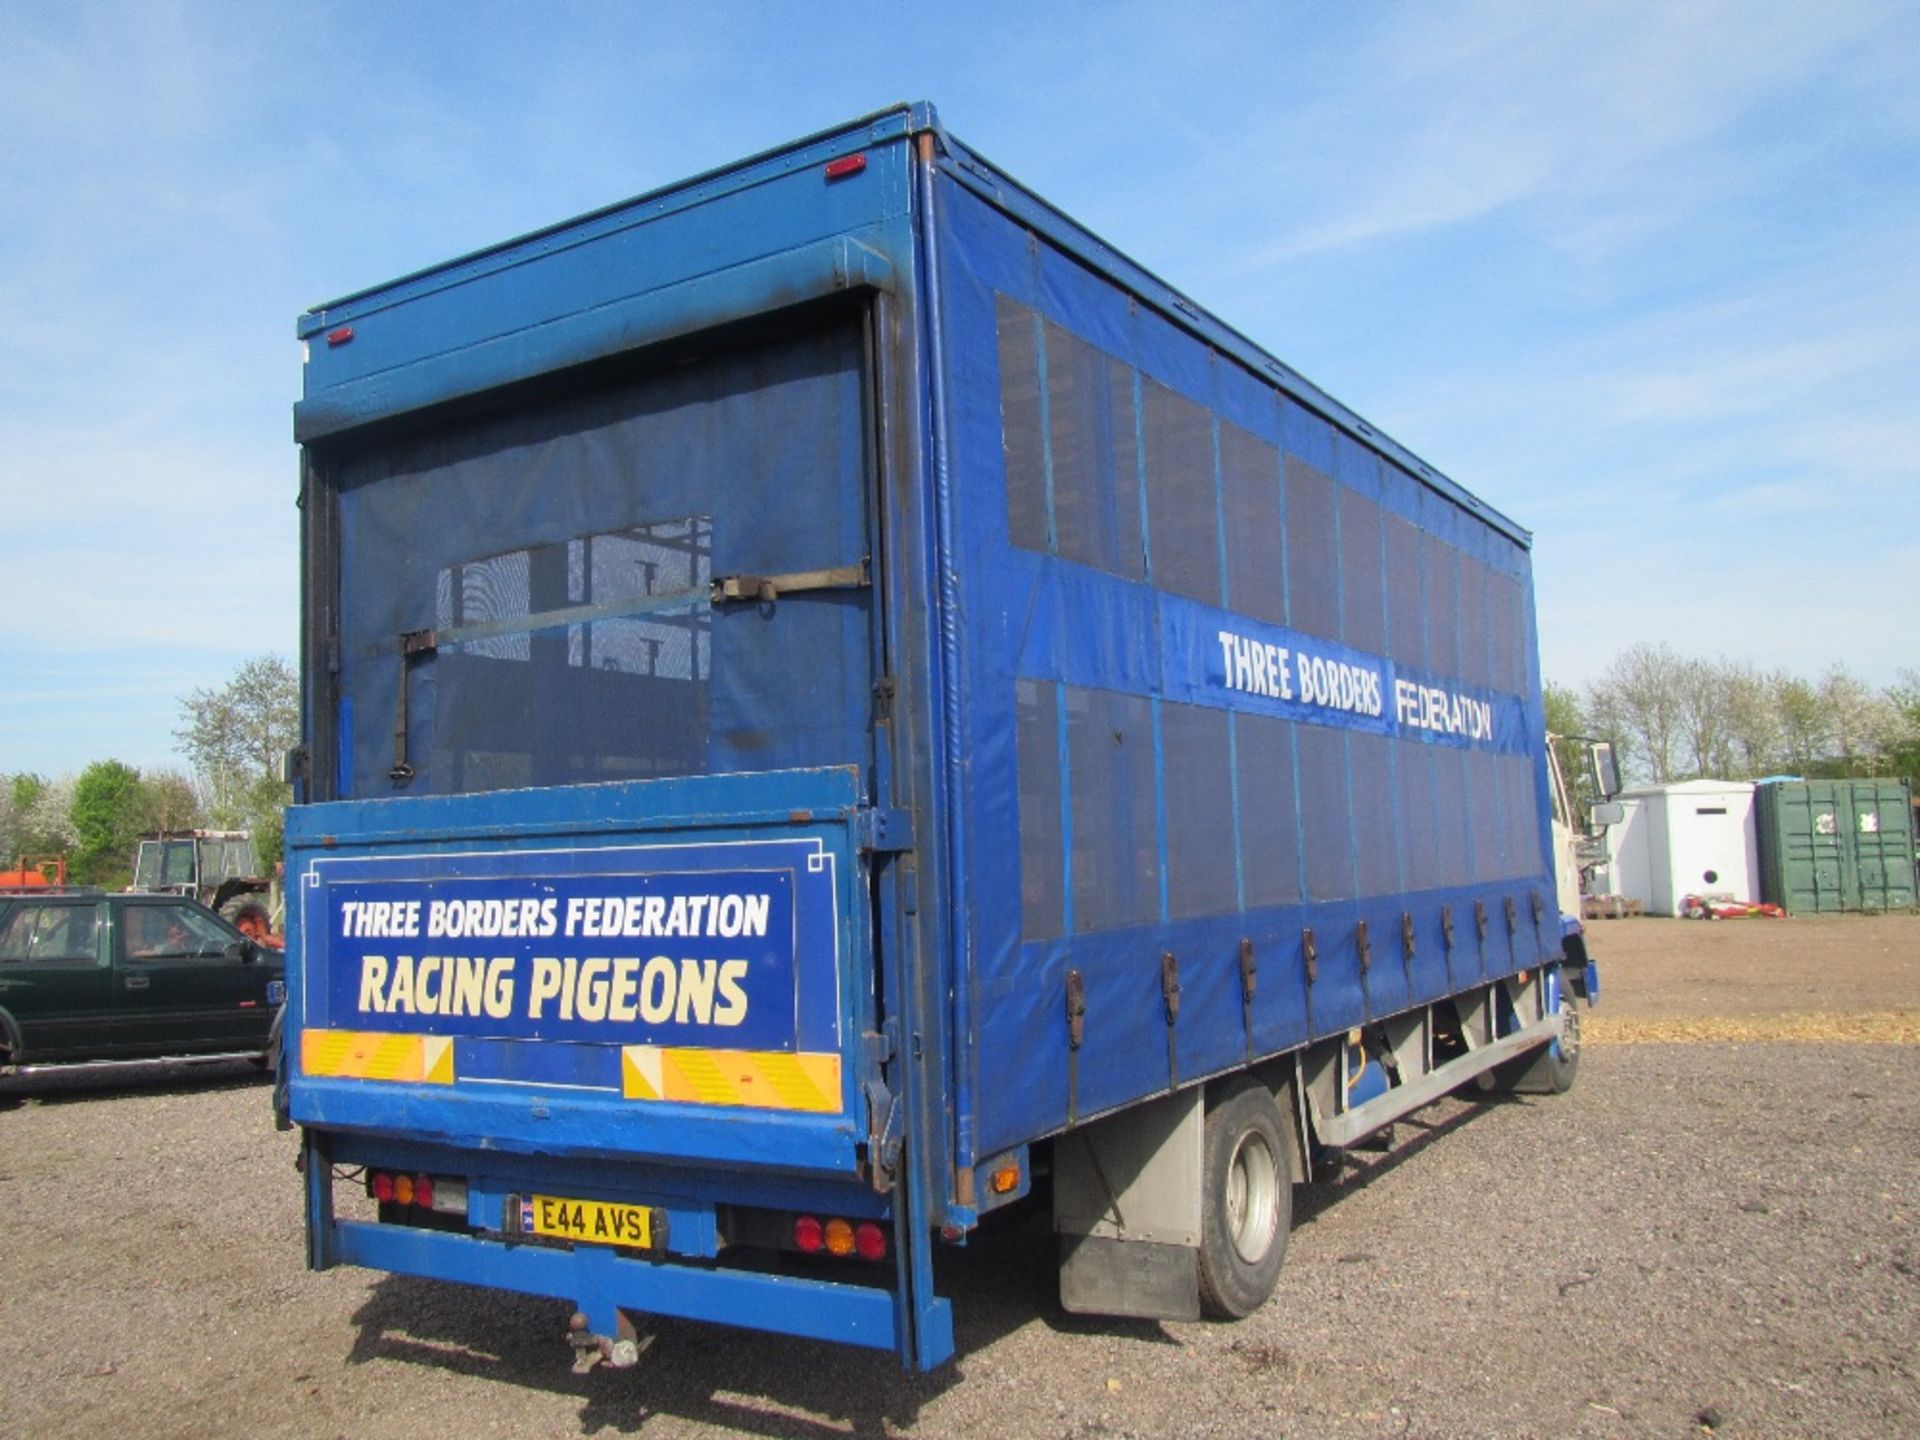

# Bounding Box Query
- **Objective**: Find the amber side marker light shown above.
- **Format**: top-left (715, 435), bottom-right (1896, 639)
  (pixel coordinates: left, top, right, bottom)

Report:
top-left (990, 1164), bottom-right (1021, 1196)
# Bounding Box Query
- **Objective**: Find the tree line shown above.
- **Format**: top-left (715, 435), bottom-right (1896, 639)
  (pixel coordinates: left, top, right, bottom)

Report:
top-left (2, 656), bottom-right (297, 888)
top-left (7, 644), bottom-right (1914, 886)
top-left (1549, 644), bottom-right (1920, 787)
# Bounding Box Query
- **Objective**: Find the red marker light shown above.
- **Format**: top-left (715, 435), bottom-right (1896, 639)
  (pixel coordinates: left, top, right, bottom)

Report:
top-left (793, 1215), bottom-right (824, 1253)
top-left (854, 1221), bottom-right (887, 1262)
top-left (824, 153), bottom-right (866, 181)
top-left (326, 327), bottom-right (354, 347)
top-left (370, 1171), bottom-right (394, 1203)
top-left (414, 1175), bottom-right (435, 1210)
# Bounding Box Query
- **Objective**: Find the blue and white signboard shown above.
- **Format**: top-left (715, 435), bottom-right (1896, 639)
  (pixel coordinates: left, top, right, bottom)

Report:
top-left (300, 839), bottom-right (841, 1053)
top-left (1160, 600), bottom-right (1530, 755)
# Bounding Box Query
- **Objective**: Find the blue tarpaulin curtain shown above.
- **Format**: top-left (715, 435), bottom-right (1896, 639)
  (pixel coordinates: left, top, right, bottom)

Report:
top-left (331, 320), bottom-right (872, 800)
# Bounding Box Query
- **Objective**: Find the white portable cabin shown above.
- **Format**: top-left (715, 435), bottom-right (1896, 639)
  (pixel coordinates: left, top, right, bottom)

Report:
top-left (1603, 780), bottom-right (1759, 917)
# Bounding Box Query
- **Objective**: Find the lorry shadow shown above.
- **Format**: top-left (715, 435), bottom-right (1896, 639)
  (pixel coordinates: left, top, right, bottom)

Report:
top-left (1292, 1092), bottom-right (1506, 1228)
top-left (340, 1103), bottom-right (1518, 1430)
top-left (344, 1203), bottom-right (1171, 1431)
top-left (345, 1239), bottom-right (1060, 1436)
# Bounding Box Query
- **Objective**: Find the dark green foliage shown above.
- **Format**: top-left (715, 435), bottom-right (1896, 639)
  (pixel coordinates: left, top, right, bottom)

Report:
top-left (71, 760), bottom-right (146, 887)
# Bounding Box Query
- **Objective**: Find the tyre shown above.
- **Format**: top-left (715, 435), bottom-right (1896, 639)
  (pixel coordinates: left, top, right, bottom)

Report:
top-left (253, 1008), bottom-right (285, 1074)
top-left (1197, 1079), bottom-right (1293, 1319)
top-left (1489, 973), bottom-right (1582, 1095)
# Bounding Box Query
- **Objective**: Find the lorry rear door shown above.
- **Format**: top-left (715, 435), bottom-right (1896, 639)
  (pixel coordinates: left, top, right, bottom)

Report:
top-left (294, 306), bottom-right (895, 1174)
top-left (323, 314), bottom-right (875, 803)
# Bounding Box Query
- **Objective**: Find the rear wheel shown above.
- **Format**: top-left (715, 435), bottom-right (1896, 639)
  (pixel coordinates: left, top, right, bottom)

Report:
top-left (1488, 971), bottom-right (1582, 1094)
top-left (1197, 1079), bottom-right (1293, 1319)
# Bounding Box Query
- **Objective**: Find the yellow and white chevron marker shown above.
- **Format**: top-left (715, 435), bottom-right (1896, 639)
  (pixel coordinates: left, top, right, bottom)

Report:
top-left (301, 1029), bottom-right (455, 1085)
top-left (622, 1045), bottom-right (842, 1113)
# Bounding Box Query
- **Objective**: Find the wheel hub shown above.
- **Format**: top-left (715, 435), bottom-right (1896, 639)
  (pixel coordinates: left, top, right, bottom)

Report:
top-left (1225, 1131), bottom-right (1280, 1264)
top-left (1557, 997), bottom-right (1582, 1062)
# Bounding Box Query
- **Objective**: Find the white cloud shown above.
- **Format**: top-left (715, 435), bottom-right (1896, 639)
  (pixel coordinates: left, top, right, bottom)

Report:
top-left (1223, 0), bottom-right (1898, 265)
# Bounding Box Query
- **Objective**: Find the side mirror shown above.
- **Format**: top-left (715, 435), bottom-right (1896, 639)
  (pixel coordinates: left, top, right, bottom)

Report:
top-left (1590, 801), bottom-right (1626, 827)
top-left (227, 939), bottom-right (257, 963)
top-left (1587, 740), bottom-right (1622, 800)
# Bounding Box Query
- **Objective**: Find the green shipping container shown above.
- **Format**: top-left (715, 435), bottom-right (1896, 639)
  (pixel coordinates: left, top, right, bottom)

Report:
top-left (1755, 780), bottom-right (1917, 913)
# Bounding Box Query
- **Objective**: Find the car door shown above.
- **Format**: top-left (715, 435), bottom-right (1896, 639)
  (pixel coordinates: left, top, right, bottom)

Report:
top-left (113, 899), bottom-right (271, 1055)
top-left (0, 898), bottom-right (112, 1061)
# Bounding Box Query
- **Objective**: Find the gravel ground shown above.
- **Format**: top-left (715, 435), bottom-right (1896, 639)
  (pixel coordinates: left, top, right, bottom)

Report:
top-left (2, 915), bottom-right (1914, 1439)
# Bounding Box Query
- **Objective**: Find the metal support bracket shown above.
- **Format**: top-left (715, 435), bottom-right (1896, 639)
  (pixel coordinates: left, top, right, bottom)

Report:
top-left (856, 807), bottom-right (914, 855)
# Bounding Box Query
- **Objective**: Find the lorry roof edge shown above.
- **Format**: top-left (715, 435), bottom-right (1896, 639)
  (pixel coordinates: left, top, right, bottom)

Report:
top-left (300, 98), bottom-right (1530, 546)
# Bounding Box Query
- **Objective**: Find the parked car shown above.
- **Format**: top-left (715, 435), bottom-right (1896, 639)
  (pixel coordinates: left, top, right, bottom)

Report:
top-left (0, 889), bottom-right (284, 1073)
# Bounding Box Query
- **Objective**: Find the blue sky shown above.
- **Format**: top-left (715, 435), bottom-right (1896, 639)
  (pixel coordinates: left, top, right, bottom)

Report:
top-left (3, 0), bottom-right (1916, 777)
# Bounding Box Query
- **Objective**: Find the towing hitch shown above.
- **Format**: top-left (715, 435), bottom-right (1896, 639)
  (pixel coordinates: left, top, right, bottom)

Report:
top-left (568, 1310), bottom-right (652, 1373)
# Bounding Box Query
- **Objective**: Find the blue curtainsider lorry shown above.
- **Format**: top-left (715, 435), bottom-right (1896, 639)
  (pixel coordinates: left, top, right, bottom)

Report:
top-left (282, 102), bottom-right (1605, 1372)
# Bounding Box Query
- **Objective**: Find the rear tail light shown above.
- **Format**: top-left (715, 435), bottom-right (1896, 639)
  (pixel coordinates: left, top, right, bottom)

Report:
top-left (365, 1170), bottom-right (463, 1216)
top-left (787, 1212), bottom-right (885, 1261)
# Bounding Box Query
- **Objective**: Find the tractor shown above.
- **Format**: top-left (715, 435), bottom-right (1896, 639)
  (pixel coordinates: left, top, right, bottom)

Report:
top-left (130, 830), bottom-right (279, 942)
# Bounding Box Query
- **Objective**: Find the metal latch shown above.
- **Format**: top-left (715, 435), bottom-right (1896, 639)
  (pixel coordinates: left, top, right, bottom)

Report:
top-left (1065, 969), bottom-right (1087, 1124)
top-left (710, 559), bottom-right (870, 607)
top-left (1160, 951), bottom-right (1182, 1087)
top-left (390, 627), bottom-right (439, 784)
top-left (1238, 938), bottom-right (1257, 1060)
top-left (863, 1075), bottom-right (903, 1192)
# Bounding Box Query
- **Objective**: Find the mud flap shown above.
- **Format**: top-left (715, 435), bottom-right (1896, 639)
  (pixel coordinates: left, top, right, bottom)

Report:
top-left (1054, 1087), bottom-right (1203, 1320)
